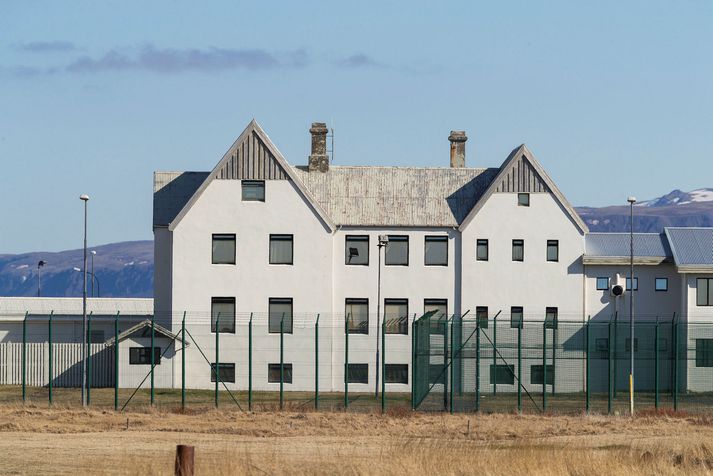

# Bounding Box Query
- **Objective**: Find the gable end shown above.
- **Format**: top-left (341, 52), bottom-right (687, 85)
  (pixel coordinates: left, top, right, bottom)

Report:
top-left (493, 155), bottom-right (550, 193)
top-left (215, 130), bottom-right (289, 180)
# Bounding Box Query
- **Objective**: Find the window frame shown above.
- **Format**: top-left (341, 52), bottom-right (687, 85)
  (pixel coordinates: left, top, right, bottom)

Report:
top-left (546, 239), bottom-right (559, 262)
top-left (345, 298), bottom-right (369, 335)
top-left (384, 364), bottom-right (409, 384)
top-left (424, 235), bottom-right (448, 266)
top-left (655, 277), bottom-right (669, 292)
top-left (241, 180), bottom-right (265, 202)
top-left (512, 239), bottom-right (524, 262)
top-left (697, 278), bottom-right (713, 306)
top-left (384, 298), bottom-right (409, 335)
top-left (545, 307), bottom-right (558, 329)
top-left (596, 277), bottom-right (610, 291)
top-left (490, 364), bottom-right (515, 385)
top-left (530, 364), bottom-right (555, 385)
top-left (476, 239), bottom-right (489, 261)
top-left (269, 234), bottom-right (294, 265)
top-left (268, 363), bottom-right (293, 383)
top-left (385, 235), bottom-right (409, 266)
top-left (211, 297), bottom-right (236, 334)
top-left (129, 347), bottom-right (161, 365)
top-left (476, 306), bottom-right (489, 329)
top-left (626, 277), bottom-right (639, 291)
top-left (210, 363), bottom-right (236, 383)
top-left (696, 339), bottom-right (713, 367)
top-left (211, 233), bottom-right (236, 265)
top-left (510, 306), bottom-right (523, 329)
top-left (268, 297), bottom-right (293, 334)
top-left (518, 193), bottom-right (530, 207)
top-left (347, 363), bottom-right (369, 384)
top-left (624, 338), bottom-right (639, 353)
top-left (345, 235), bottom-right (369, 266)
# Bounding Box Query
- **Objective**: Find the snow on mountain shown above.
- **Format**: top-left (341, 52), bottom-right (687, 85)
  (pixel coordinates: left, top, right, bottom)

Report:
top-left (637, 188), bottom-right (713, 207)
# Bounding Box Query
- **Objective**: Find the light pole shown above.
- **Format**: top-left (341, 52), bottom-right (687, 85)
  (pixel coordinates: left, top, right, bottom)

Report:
top-left (80, 194), bottom-right (89, 407)
top-left (90, 251), bottom-right (96, 297)
top-left (627, 196), bottom-right (636, 416)
top-left (37, 260), bottom-right (46, 297)
top-left (375, 235), bottom-right (389, 398)
top-left (73, 268), bottom-right (101, 298)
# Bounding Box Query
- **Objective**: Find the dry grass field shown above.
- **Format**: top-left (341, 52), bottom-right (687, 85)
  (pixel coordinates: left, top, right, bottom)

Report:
top-left (2, 404), bottom-right (713, 475)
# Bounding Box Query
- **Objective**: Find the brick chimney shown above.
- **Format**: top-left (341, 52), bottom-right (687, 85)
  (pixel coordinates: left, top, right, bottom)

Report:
top-left (448, 130), bottom-right (467, 168)
top-left (308, 122), bottom-right (329, 172)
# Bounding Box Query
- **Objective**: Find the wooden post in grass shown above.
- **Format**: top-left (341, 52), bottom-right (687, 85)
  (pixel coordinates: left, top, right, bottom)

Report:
top-left (175, 445), bottom-right (194, 476)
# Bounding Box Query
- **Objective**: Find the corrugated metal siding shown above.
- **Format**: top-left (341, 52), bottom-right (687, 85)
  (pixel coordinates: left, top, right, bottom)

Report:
top-left (494, 155), bottom-right (549, 193)
top-left (585, 233), bottom-right (671, 258)
top-left (665, 228), bottom-right (713, 265)
top-left (216, 131), bottom-right (288, 180)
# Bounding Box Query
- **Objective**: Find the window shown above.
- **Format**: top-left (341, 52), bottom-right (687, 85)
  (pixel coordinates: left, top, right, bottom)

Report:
top-left (424, 236), bottom-right (448, 266)
top-left (385, 235), bottom-right (409, 265)
top-left (385, 364), bottom-right (408, 384)
top-left (429, 364), bottom-right (446, 385)
top-left (476, 239), bottom-right (489, 261)
top-left (211, 297), bottom-right (235, 333)
top-left (345, 235), bottom-right (369, 265)
top-left (696, 339), bottom-right (713, 367)
top-left (510, 307), bottom-right (523, 329)
top-left (655, 278), bottom-right (669, 292)
top-left (212, 234), bottom-right (236, 264)
top-left (384, 299), bottom-right (408, 335)
top-left (546, 240), bottom-right (559, 262)
top-left (625, 338), bottom-right (639, 352)
top-left (269, 298), bottom-right (293, 334)
top-left (242, 180), bottom-right (265, 201)
top-left (347, 363), bottom-right (368, 384)
top-left (269, 234), bottom-right (293, 265)
top-left (346, 298), bottom-right (368, 334)
top-left (476, 307), bottom-right (489, 329)
top-left (268, 363), bottom-right (293, 383)
top-left (697, 278), bottom-right (713, 306)
top-left (595, 338), bottom-right (609, 352)
top-left (596, 277), bottom-right (610, 291)
top-left (129, 347), bottom-right (161, 365)
top-left (490, 365), bottom-right (514, 385)
top-left (424, 299), bottom-right (448, 333)
top-left (89, 330), bottom-right (104, 343)
top-left (512, 239), bottom-right (524, 261)
top-left (210, 363), bottom-right (235, 383)
top-left (545, 307), bottom-right (558, 329)
top-left (626, 277), bottom-right (638, 291)
top-left (531, 365), bottom-right (554, 385)
top-left (518, 193), bottom-right (530, 207)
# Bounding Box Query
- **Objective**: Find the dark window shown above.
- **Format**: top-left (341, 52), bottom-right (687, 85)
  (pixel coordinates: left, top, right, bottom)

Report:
top-left (476, 239), bottom-right (489, 261)
top-left (210, 363), bottom-right (235, 383)
top-left (696, 339), bottom-right (713, 367)
top-left (546, 240), bottom-right (559, 262)
top-left (545, 307), bottom-right (558, 329)
top-left (596, 277), bottom-right (610, 291)
top-left (429, 364), bottom-right (446, 385)
top-left (268, 363), bottom-right (293, 383)
top-left (212, 234), bottom-right (236, 264)
top-left (129, 347), bottom-right (161, 365)
top-left (625, 338), bottom-right (639, 352)
top-left (346, 299), bottom-right (369, 334)
top-left (490, 364), bottom-right (515, 385)
top-left (655, 278), bottom-right (669, 292)
top-left (347, 363), bottom-right (368, 384)
top-left (595, 338), bottom-right (609, 352)
top-left (269, 234), bottom-right (293, 265)
top-left (242, 180), bottom-right (265, 201)
top-left (626, 277), bottom-right (639, 291)
top-left (89, 330), bottom-right (104, 343)
top-left (384, 299), bottom-right (408, 335)
top-left (476, 306), bottom-right (488, 329)
top-left (518, 193), bottom-right (530, 207)
top-left (211, 297), bottom-right (236, 333)
top-left (385, 235), bottom-right (409, 265)
top-left (697, 278), bottom-right (713, 306)
top-left (424, 236), bottom-right (448, 266)
top-left (424, 299), bottom-right (448, 333)
top-left (269, 298), bottom-right (293, 334)
top-left (531, 365), bottom-right (554, 385)
top-left (345, 235), bottom-right (369, 265)
top-left (512, 239), bottom-right (524, 261)
top-left (385, 364), bottom-right (408, 384)
top-left (510, 307), bottom-right (523, 329)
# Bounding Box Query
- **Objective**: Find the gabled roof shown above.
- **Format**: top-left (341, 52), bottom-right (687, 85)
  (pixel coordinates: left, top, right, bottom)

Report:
top-left (104, 319), bottom-right (188, 346)
top-left (583, 233), bottom-right (671, 265)
top-left (166, 120), bottom-right (335, 232)
top-left (458, 145), bottom-right (589, 234)
top-left (664, 227), bottom-right (713, 272)
top-left (154, 172), bottom-right (209, 227)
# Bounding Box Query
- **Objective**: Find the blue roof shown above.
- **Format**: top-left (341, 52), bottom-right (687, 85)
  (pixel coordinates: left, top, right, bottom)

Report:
top-left (585, 233), bottom-right (671, 258)
top-left (664, 228), bottom-right (713, 267)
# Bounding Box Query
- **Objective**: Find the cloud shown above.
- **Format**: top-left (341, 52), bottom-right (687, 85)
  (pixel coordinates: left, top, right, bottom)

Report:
top-left (16, 41), bottom-right (77, 53)
top-left (335, 53), bottom-right (384, 69)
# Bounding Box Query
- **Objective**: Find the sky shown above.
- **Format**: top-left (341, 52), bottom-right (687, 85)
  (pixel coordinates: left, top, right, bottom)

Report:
top-left (1, 1), bottom-right (711, 254)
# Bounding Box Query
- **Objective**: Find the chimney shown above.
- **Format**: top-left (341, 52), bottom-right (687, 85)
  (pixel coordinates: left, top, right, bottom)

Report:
top-left (448, 130), bottom-right (467, 168)
top-left (308, 122), bottom-right (329, 172)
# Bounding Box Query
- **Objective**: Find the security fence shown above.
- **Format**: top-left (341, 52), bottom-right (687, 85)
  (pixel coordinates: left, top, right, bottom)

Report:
top-left (2, 309), bottom-right (713, 415)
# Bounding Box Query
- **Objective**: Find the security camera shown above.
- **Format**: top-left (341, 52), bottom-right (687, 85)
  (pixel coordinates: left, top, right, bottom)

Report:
top-left (611, 284), bottom-right (625, 297)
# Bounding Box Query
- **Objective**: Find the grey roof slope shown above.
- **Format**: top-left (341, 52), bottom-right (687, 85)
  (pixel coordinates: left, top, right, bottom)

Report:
top-left (585, 233), bottom-right (672, 258)
top-left (291, 165), bottom-right (500, 227)
top-left (154, 171), bottom-right (209, 227)
top-left (664, 227), bottom-right (713, 269)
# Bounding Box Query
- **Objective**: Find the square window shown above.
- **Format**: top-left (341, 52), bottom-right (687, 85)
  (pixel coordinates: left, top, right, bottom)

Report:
top-left (510, 307), bottom-right (523, 329)
top-left (596, 277), bottom-right (610, 291)
top-left (210, 363), bottom-right (235, 383)
top-left (424, 236), bottom-right (448, 266)
top-left (269, 298), bottom-right (293, 334)
top-left (268, 363), bottom-right (293, 383)
top-left (385, 364), bottom-right (408, 384)
top-left (531, 365), bottom-right (554, 385)
top-left (655, 278), bottom-right (668, 292)
top-left (212, 234), bottom-right (236, 264)
top-left (490, 364), bottom-right (515, 385)
top-left (345, 235), bottom-right (369, 265)
top-left (545, 307), bottom-right (558, 329)
top-left (512, 239), bottom-right (524, 261)
top-left (129, 347), bottom-right (161, 365)
top-left (476, 239), bottom-right (489, 261)
top-left (696, 339), bottom-right (713, 367)
top-left (242, 180), bottom-right (265, 201)
top-left (269, 235), bottom-right (293, 265)
top-left (384, 299), bottom-right (408, 335)
top-left (347, 363), bottom-right (368, 384)
top-left (626, 277), bottom-right (639, 291)
top-left (546, 240), bottom-right (559, 262)
top-left (625, 338), bottom-right (639, 352)
top-left (385, 236), bottom-right (409, 265)
top-left (211, 297), bottom-right (236, 333)
top-left (697, 278), bottom-right (713, 306)
top-left (476, 306), bottom-right (489, 329)
top-left (595, 338), bottom-right (609, 352)
top-left (518, 193), bottom-right (530, 207)
top-left (346, 299), bottom-right (369, 334)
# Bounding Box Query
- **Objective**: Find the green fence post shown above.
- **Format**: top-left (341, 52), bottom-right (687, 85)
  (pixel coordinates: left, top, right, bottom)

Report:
top-left (443, 315), bottom-right (449, 411)
top-left (115, 311), bottom-right (120, 411)
top-left (493, 314), bottom-right (497, 395)
top-left (150, 313), bottom-right (155, 406)
top-left (87, 311), bottom-right (93, 406)
top-left (517, 320), bottom-right (522, 413)
top-left (613, 311), bottom-right (618, 399)
top-left (315, 314), bottom-right (320, 410)
top-left (585, 316), bottom-right (590, 414)
top-left (655, 317), bottom-right (659, 409)
top-left (280, 313), bottom-right (284, 411)
top-left (22, 311), bottom-right (27, 403)
top-left (449, 316), bottom-right (454, 414)
top-left (181, 311), bottom-right (186, 411)
top-left (673, 314), bottom-right (678, 411)
top-left (344, 313), bottom-right (349, 410)
top-left (382, 317), bottom-right (386, 414)
top-left (476, 321), bottom-right (480, 412)
top-left (552, 326), bottom-right (557, 396)
top-left (248, 313), bottom-right (253, 412)
top-left (608, 318), bottom-right (613, 415)
top-left (411, 315), bottom-right (416, 411)
top-left (542, 320), bottom-right (547, 412)
top-left (48, 311), bottom-right (53, 406)
top-left (214, 313), bottom-right (220, 408)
